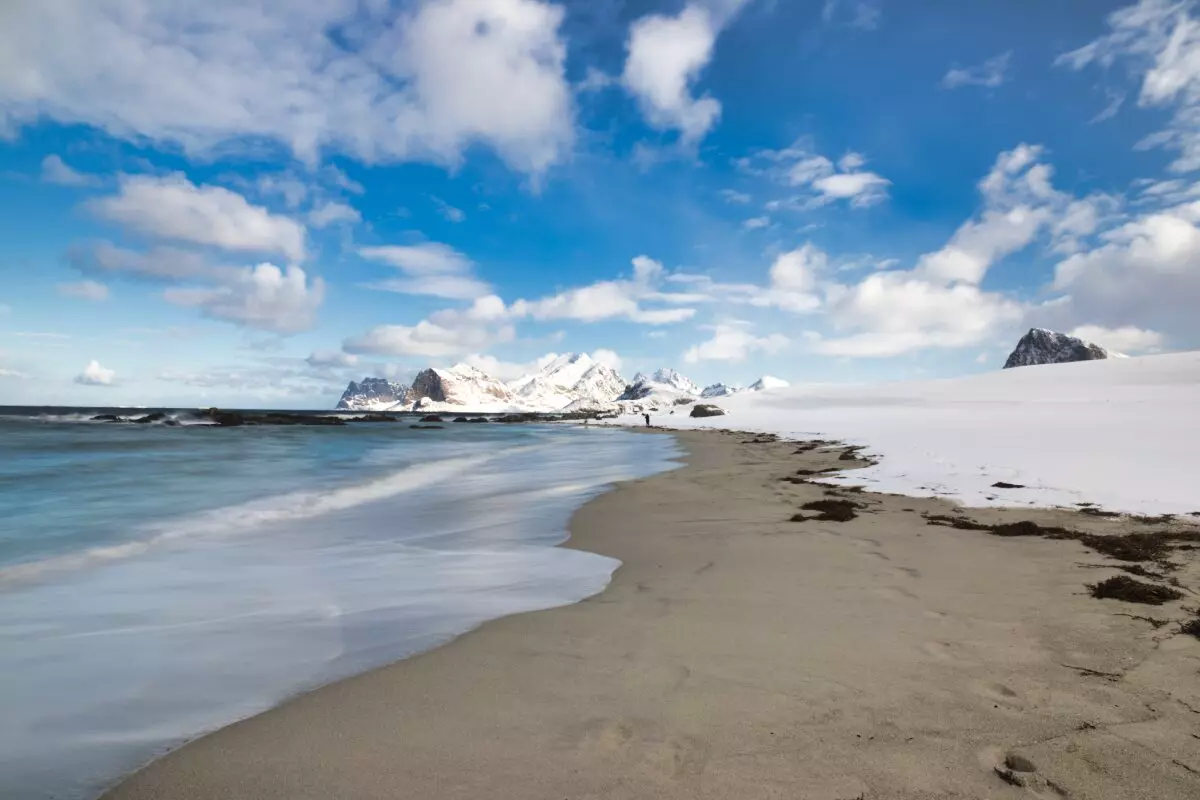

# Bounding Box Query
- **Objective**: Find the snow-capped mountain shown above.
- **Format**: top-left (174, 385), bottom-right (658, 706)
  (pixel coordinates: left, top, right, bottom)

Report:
top-left (700, 383), bottom-right (742, 398)
top-left (410, 364), bottom-right (516, 412)
top-left (1003, 328), bottom-right (1110, 369)
top-left (336, 354), bottom-right (629, 412)
top-left (749, 375), bottom-right (790, 391)
top-left (335, 357), bottom-right (785, 415)
top-left (336, 378), bottom-right (411, 410)
top-left (510, 353), bottom-right (626, 410)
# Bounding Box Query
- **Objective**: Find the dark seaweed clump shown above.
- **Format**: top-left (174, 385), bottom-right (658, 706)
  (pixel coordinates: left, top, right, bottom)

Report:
top-left (796, 499), bottom-right (862, 522)
top-left (1088, 576), bottom-right (1183, 605)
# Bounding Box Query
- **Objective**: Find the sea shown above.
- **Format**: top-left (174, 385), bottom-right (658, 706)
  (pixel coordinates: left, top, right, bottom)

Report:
top-left (0, 407), bottom-right (680, 800)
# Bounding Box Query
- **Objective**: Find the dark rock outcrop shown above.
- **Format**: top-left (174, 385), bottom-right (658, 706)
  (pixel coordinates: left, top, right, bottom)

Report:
top-left (337, 378), bottom-right (411, 411)
top-left (690, 404), bottom-right (726, 418)
top-left (1003, 328), bottom-right (1109, 369)
top-left (420, 415), bottom-right (444, 423)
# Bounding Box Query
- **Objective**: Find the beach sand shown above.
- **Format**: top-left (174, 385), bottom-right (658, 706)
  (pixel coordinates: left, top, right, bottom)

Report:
top-left (105, 430), bottom-right (1200, 799)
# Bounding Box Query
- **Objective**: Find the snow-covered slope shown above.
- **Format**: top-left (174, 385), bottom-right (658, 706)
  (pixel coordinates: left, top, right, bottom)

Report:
top-left (701, 383), bottom-right (743, 398)
top-left (749, 375), bottom-right (790, 391)
top-left (509, 353), bottom-right (626, 410)
top-left (336, 378), bottom-right (412, 411)
top-left (615, 368), bottom-right (703, 411)
top-left (622, 352), bottom-right (1200, 515)
top-left (410, 364), bottom-right (517, 412)
top-left (1003, 328), bottom-right (1109, 369)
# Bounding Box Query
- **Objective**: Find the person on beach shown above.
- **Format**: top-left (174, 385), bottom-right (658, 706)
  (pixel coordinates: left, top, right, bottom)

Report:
top-left (643, 413), bottom-right (651, 427)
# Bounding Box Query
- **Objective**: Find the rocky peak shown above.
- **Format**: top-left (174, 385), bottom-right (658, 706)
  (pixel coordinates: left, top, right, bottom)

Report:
top-left (336, 377), bottom-right (411, 411)
top-left (1003, 328), bottom-right (1109, 369)
top-left (749, 375), bottom-right (790, 391)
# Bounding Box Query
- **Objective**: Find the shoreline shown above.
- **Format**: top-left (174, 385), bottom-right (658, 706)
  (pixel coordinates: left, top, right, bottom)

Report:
top-left (105, 429), bottom-right (1200, 799)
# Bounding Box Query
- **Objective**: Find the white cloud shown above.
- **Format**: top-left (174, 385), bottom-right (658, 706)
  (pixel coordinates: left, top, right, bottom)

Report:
top-left (822, 0), bottom-right (882, 30)
top-left (308, 201), bottom-right (361, 229)
top-left (90, 174), bottom-right (307, 262)
top-left (811, 171), bottom-right (891, 205)
top-left (721, 189), bottom-right (752, 204)
top-left (1056, 0), bottom-right (1200, 172)
top-left (684, 322), bottom-right (788, 363)
top-left (344, 295), bottom-right (514, 358)
top-left (1069, 324), bottom-right (1164, 354)
top-left (41, 155), bottom-right (99, 187)
top-left (0, 0), bottom-right (574, 176)
top-left (814, 273), bottom-right (1025, 357)
top-left (74, 360), bottom-right (116, 386)
top-left (751, 140), bottom-right (890, 208)
top-left (359, 242), bottom-right (491, 300)
top-left (917, 144), bottom-right (1064, 285)
top-left (742, 216), bottom-right (770, 230)
top-left (590, 348), bottom-right (623, 371)
top-left (306, 350), bottom-right (358, 369)
top-left (0, 368), bottom-right (29, 379)
top-left (68, 242), bottom-right (220, 282)
top-left (56, 280), bottom-right (109, 301)
top-left (511, 256), bottom-right (697, 325)
top-left (431, 196), bottom-right (466, 223)
top-left (577, 67), bottom-right (615, 93)
top-left (942, 51), bottom-right (1012, 90)
top-left (1050, 202), bottom-right (1200, 336)
top-left (621, 5), bottom-right (722, 143)
top-left (164, 263), bottom-right (324, 334)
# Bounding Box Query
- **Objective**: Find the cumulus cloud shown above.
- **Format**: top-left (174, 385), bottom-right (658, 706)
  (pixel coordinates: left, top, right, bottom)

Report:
top-left (622, 5), bottom-right (723, 143)
top-left (164, 263), bottom-right (324, 334)
top-left (41, 155), bottom-right (99, 187)
top-left (721, 189), bottom-right (752, 204)
top-left (308, 201), bottom-right (361, 229)
top-left (344, 295), bottom-right (514, 358)
top-left (683, 322), bottom-right (788, 363)
top-left (1069, 324), bottom-right (1164, 354)
top-left (942, 52), bottom-right (1012, 89)
top-left (306, 349), bottom-right (359, 369)
top-left (56, 280), bottom-right (109, 301)
top-left (75, 360), bottom-right (116, 386)
top-left (748, 140), bottom-right (891, 208)
top-left (0, 0), bottom-right (574, 175)
top-left (359, 242), bottom-right (492, 300)
top-left (1056, 0), bottom-right (1200, 172)
top-left (1049, 202), bottom-right (1200, 336)
top-left (90, 174), bottom-right (307, 262)
top-left (511, 256), bottom-right (698, 324)
top-left (431, 196), bottom-right (466, 223)
top-left (742, 216), bottom-right (770, 230)
top-left (590, 348), bottom-right (624, 371)
top-left (68, 241), bottom-right (221, 282)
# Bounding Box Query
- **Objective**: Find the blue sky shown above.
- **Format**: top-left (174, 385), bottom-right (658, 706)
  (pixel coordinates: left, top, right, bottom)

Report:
top-left (2, 0), bottom-right (1198, 407)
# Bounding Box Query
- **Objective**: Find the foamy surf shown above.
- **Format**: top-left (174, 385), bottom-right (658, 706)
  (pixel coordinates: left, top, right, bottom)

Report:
top-left (0, 417), bottom-right (680, 800)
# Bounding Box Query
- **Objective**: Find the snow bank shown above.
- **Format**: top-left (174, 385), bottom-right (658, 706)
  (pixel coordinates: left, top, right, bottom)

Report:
top-left (630, 352), bottom-right (1200, 515)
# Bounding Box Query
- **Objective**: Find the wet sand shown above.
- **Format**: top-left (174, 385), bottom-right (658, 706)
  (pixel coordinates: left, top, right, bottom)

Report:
top-left (106, 430), bottom-right (1200, 799)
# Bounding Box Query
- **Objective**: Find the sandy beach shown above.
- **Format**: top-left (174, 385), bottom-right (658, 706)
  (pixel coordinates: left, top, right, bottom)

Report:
top-left (105, 429), bottom-right (1200, 800)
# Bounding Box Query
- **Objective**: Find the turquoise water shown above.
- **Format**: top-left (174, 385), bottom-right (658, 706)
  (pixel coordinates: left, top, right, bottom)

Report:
top-left (0, 409), bottom-right (679, 799)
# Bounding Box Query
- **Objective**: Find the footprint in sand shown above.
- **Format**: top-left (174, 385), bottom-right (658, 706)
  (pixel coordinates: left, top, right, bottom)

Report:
top-left (874, 585), bottom-right (920, 601)
top-left (921, 640), bottom-right (978, 665)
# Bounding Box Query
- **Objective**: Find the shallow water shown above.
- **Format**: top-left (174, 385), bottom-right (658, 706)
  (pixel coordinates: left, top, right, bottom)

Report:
top-left (0, 409), bottom-right (680, 799)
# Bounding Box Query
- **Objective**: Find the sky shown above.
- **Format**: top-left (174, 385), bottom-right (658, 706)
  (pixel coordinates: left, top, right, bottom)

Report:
top-left (1, 0), bottom-right (1199, 408)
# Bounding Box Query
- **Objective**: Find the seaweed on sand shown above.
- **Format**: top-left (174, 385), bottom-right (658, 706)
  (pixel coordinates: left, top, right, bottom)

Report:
top-left (1088, 576), bottom-right (1183, 605)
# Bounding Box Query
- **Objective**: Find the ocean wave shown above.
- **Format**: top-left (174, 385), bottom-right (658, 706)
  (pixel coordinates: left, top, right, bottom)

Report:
top-left (0, 452), bottom-right (498, 588)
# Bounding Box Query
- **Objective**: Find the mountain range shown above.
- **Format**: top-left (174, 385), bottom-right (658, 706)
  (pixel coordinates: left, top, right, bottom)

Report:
top-left (336, 329), bottom-right (1115, 413)
top-left (336, 356), bottom-right (790, 413)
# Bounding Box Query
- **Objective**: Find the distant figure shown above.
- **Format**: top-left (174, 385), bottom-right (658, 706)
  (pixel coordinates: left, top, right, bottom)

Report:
top-left (643, 413), bottom-right (651, 427)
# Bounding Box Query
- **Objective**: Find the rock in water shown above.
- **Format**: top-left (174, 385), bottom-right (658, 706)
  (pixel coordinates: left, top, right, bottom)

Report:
top-left (691, 404), bottom-right (726, 418)
top-left (1003, 328), bottom-right (1109, 369)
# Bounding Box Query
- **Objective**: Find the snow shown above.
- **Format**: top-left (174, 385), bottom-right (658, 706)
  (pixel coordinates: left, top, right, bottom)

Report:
top-left (618, 352), bottom-right (1200, 515)
top-left (749, 375), bottom-right (790, 391)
